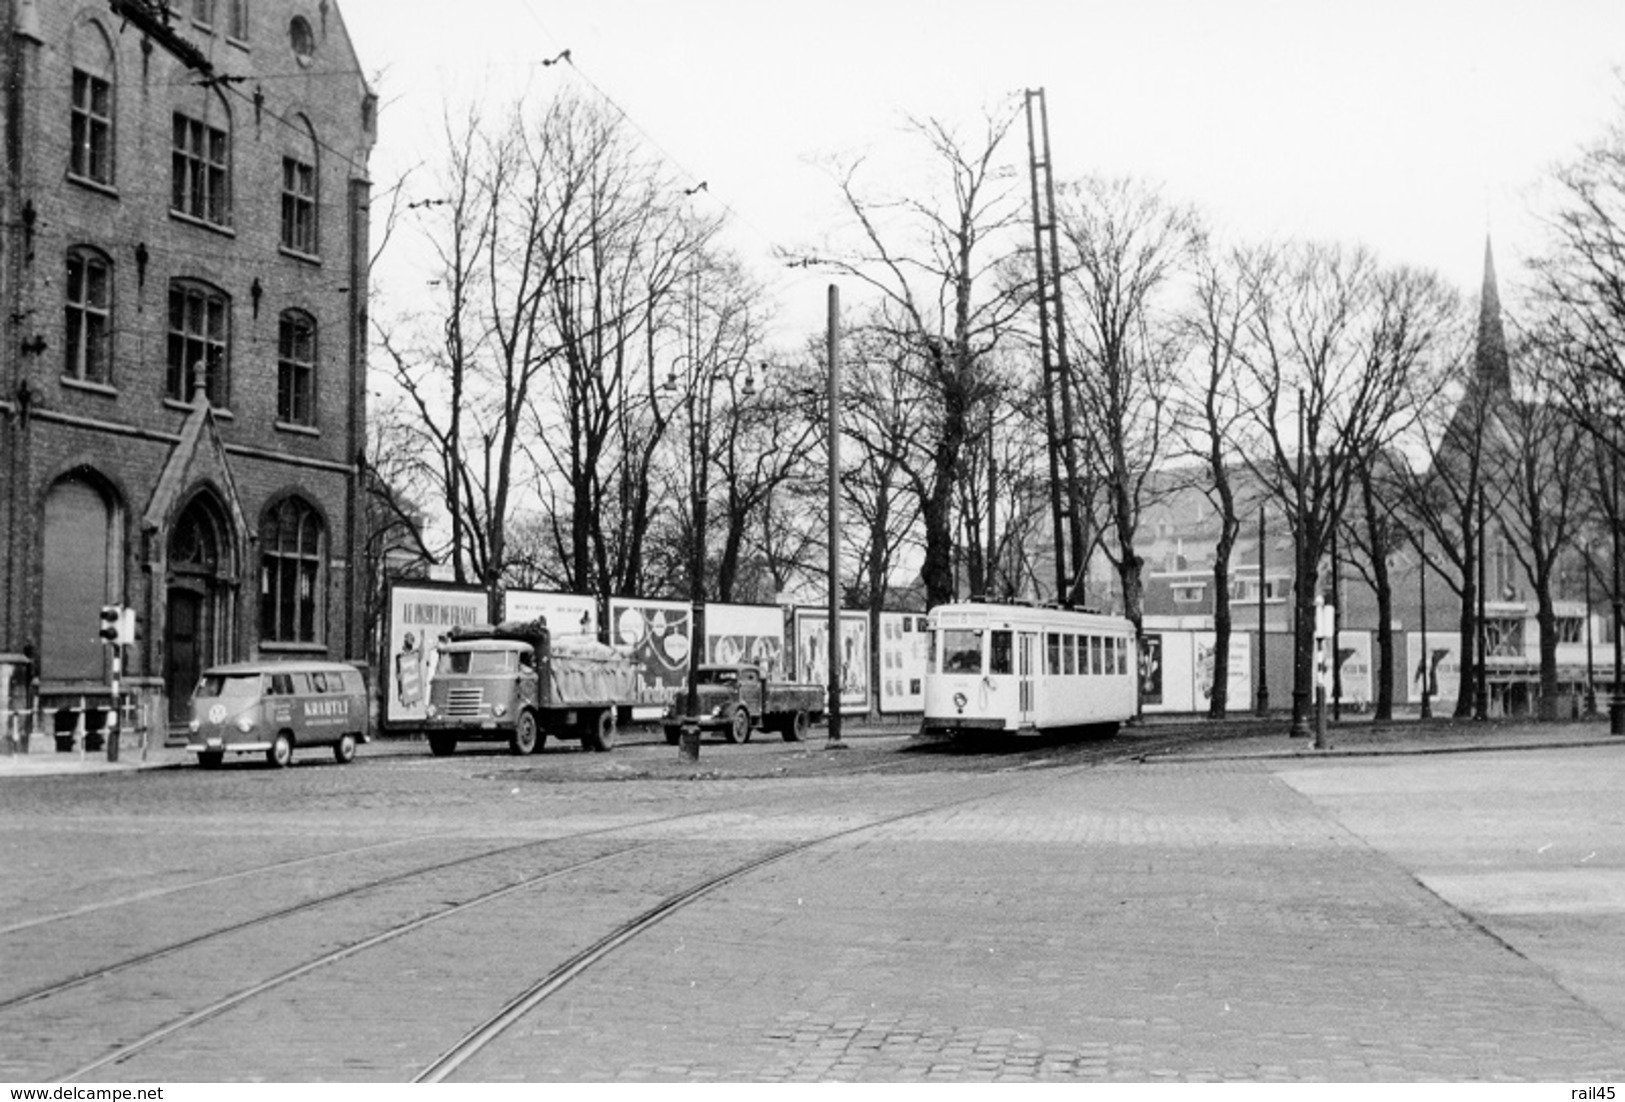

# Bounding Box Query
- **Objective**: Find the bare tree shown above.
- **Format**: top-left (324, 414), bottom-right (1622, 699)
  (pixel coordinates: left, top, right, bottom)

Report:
top-left (819, 106), bottom-right (1028, 608)
top-left (1499, 333), bottom-right (1592, 716)
top-left (1057, 177), bottom-right (1203, 630)
top-left (1177, 242), bottom-right (1265, 717)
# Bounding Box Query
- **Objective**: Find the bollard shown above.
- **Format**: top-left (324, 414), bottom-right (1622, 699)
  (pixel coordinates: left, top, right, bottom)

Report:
top-left (678, 720), bottom-right (701, 764)
top-left (1314, 685), bottom-right (1328, 748)
top-left (105, 714), bottom-right (120, 763)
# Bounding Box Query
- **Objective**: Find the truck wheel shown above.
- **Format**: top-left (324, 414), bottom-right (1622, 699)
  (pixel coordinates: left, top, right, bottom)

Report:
top-left (510, 710), bottom-right (539, 756)
top-left (782, 709), bottom-right (809, 742)
top-left (428, 734), bottom-right (457, 757)
top-left (585, 709), bottom-right (616, 752)
top-left (726, 706), bottom-right (751, 744)
top-left (663, 724), bottom-right (680, 746)
top-left (267, 732), bottom-right (293, 769)
top-left (334, 733), bottom-right (357, 764)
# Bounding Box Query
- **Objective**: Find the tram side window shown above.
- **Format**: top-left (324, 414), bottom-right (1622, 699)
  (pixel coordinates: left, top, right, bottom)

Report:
top-left (1046, 632), bottom-right (1060, 674)
top-left (1090, 636), bottom-right (1102, 675)
top-left (926, 630), bottom-right (939, 674)
top-left (990, 630), bottom-right (1012, 675)
top-left (943, 629), bottom-right (983, 674)
top-left (1062, 634), bottom-right (1076, 675)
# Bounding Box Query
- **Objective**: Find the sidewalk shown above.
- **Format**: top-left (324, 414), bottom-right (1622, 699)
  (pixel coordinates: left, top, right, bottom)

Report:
top-left (0, 732), bottom-right (193, 775)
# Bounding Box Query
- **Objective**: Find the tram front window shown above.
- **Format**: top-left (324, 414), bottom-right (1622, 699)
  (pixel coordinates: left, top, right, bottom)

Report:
top-left (943, 629), bottom-right (983, 674)
top-left (989, 630), bottom-right (1013, 674)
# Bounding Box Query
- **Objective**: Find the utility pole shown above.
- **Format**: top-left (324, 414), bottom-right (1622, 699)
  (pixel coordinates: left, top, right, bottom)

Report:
top-left (1255, 506), bottom-right (1269, 717)
top-left (1026, 89), bottom-right (1067, 602)
top-left (826, 284), bottom-right (845, 749)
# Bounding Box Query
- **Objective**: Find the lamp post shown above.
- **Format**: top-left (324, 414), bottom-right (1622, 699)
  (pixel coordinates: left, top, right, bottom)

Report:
top-left (1255, 506), bottom-right (1269, 717)
top-left (826, 284), bottom-right (846, 749)
top-left (1585, 539), bottom-right (1596, 718)
top-left (1475, 485), bottom-right (1489, 721)
top-left (1612, 432), bottom-right (1624, 736)
top-left (1290, 387), bottom-right (1311, 738)
top-left (1419, 530), bottom-right (1431, 720)
top-left (664, 351), bottom-right (756, 763)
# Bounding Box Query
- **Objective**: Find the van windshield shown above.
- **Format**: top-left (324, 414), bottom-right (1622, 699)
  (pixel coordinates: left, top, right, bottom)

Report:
top-left (439, 650), bottom-right (517, 675)
top-left (196, 674), bottom-right (261, 700)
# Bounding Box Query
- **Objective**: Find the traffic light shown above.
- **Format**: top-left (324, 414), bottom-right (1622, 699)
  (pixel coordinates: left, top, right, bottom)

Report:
top-left (99, 605), bottom-right (122, 645)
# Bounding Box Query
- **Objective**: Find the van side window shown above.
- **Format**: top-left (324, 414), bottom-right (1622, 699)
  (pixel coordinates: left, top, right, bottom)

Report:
top-left (265, 673), bottom-right (295, 696)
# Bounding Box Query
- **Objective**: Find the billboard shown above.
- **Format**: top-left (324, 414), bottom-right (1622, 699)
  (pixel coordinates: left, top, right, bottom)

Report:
top-left (1193, 631), bottom-right (1253, 713)
top-left (705, 603), bottom-right (788, 680)
top-left (878, 612), bottom-right (929, 713)
top-left (1332, 630), bottom-right (1373, 708)
top-left (609, 597), bottom-right (693, 711)
top-left (384, 581), bottom-right (488, 727)
top-left (503, 590), bottom-right (598, 640)
top-left (793, 608), bottom-right (870, 714)
top-left (1406, 632), bottom-right (1461, 710)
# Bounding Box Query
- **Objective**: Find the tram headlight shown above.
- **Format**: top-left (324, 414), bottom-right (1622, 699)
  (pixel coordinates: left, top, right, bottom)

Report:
top-left (952, 691), bottom-right (967, 714)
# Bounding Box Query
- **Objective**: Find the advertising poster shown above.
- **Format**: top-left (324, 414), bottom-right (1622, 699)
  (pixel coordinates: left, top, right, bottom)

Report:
top-left (878, 612), bottom-right (929, 713)
top-left (609, 597), bottom-right (693, 712)
top-left (502, 590), bottom-right (599, 640)
top-left (384, 582), bottom-right (488, 728)
top-left (793, 609), bottom-right (871, 714)
top-left (1333, 630), bottom-right (1373, 709)
top-left (1406, 632), bottom-right (1461, 710)
top-left (705, 603), bottom-right (787, 679)
top-left (1139, 631), bottom-right (1165, 707)
top-left (1193, 631), bottom-right (1253, 713)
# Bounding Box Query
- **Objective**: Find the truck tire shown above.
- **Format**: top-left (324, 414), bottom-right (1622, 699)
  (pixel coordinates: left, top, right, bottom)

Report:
top-left (509, 710), bottom-right (539, 756)
top-left (428, 733), bottom-right (457, 757)
top-left (782, 708), bottom-right (809, 742)
top-left (584, 709), bottom-right (616, 752)
top-left (726, 706), bottom-right (751, 744)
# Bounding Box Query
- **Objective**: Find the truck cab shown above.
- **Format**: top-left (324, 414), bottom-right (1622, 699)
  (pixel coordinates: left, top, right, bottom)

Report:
top-left (662, 663), bottom-right (822, 744)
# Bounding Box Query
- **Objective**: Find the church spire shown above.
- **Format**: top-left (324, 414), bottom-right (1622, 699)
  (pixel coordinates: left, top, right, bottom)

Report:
top-left (1475, 235), bottom-right (1510, 391)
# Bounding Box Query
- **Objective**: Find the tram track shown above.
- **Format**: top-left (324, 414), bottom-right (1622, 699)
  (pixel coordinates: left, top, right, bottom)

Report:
top-left (16, 729), bottom-right (1222, 1082)
top-left (0, 805), bottom-right (744, 1013)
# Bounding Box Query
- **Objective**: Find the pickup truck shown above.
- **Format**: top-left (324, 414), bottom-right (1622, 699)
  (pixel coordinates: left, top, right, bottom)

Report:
top-left (661, 663), bottom-right (824, 744)
top-left (421, 620), bottom-right (638, 756)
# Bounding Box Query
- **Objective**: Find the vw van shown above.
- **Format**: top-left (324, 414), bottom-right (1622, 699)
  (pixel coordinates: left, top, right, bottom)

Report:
top-left (187, 660), bottom-right (370, 768)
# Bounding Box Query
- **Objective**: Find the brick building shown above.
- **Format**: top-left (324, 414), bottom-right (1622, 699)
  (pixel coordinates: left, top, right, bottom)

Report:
top-left (1, 0), bottom-right (374, 741)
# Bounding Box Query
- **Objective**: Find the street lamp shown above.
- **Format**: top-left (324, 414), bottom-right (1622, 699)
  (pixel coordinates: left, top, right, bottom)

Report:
top-left (1419, 530), bottom-right (1431, 720)
top-left (1612, 431), bottom-right (1624, 736)
top-left (826, 284), bottom-right (845, 749)
top-left (663, 353), bottom-right (756, 762)
top-left (1255, 506), bottom-right (1269, 717)
top-left (1585, 538), bottom-right (1596, 718)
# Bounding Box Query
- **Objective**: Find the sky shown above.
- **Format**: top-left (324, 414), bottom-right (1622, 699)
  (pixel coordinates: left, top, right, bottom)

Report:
top-left (339, 0), bottom-right (1625, 349)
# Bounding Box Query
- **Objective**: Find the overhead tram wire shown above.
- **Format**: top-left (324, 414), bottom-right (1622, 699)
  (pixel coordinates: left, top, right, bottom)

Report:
top-left (505, 2), bottom-right (818, 300)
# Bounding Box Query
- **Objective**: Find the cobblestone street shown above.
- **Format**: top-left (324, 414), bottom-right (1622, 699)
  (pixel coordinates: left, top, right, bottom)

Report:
top-left (1, 722), bottom-right (1621, 1082)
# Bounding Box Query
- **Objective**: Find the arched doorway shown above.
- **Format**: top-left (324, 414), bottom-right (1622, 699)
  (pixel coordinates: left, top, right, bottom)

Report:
top-left (165, 493), bottom-right (234, 723)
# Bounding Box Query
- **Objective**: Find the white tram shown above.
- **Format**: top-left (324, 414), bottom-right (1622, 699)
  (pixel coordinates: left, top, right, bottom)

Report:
top-left (920, 601), bottom-right (1139, 738)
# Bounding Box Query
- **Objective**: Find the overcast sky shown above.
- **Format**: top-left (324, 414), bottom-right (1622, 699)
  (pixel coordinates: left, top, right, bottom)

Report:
top-left (341, 0), bottom-right (1625, 347)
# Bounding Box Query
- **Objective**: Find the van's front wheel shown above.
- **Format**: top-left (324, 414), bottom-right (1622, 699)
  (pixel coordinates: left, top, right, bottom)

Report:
top-left (267, 733), bottom-right (293, 769)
